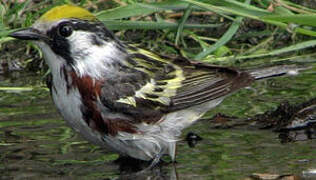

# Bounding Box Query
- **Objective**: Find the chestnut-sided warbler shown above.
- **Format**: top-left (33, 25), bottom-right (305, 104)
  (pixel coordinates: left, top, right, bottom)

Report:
top-left (10, 5), bottom-right (254, 165)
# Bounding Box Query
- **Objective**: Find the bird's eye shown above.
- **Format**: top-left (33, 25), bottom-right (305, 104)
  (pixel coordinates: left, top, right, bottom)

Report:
top-left (58, 24), bottom-right (73, 37)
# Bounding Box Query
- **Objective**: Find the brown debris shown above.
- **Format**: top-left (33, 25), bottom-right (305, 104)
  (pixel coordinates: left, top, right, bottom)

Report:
top-left (253, 98), bottom-right (316, 143)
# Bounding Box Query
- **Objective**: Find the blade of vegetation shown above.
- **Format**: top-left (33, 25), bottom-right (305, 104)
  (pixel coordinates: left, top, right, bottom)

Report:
top-left (0, 4), bottom-right (8, 38)
top-left (276, 0), bottom-right (316, 14)
top-left (263, 19), bottom-right (316, 37)
top-left (194, 0), bottom-right (251, 60)
top-left (0, 37), bottom-right (14, 48)
top-left (262, 14), bottom-right (316, 27)
top-left (272, 5), bottom-right (294, 15)
top-left (102, 20), bottom-right (222, 30)
top-left (186, 31), bottom-right (213, 50)
top-left (205, 39), bottom-right (316, 63)
top-left (175, 4), bottom-right (193, 46)
top-left (0, 4), bottom-right (4, 29)
top-left (0, 87), bottom-right (49, 92)
top-left (194, 16), bottom-right (243, 60)
top-left (263, 40), bottom-right (316, 57)
top-left (96, 0), bottom-right (190, 20)
top-left (0, 28), bottom-right (18, 38)
top-left (182, 0), bottom-right (270, 19)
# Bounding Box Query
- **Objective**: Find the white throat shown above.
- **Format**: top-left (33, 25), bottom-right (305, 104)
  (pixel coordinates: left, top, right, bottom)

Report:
top-left (36, 41), bottom-right (66, 75)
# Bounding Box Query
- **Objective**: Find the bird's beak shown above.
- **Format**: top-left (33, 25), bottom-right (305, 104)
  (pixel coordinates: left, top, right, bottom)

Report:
top-left (9, 28), bottom-right (49, 41)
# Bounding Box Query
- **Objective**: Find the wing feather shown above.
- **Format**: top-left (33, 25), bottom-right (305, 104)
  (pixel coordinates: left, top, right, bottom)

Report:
top-left (99, 48), bottom-right (253, 123)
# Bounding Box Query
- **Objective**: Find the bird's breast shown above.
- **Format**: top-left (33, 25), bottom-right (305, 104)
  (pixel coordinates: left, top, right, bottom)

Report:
top-left (50, 67), bottom-right (105, 145)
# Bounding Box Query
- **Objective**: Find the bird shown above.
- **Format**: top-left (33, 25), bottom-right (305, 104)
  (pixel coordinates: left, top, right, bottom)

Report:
top-left (9, 4), bottom-right (261, 167)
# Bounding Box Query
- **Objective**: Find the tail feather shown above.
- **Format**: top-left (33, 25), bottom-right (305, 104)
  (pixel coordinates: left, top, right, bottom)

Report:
top-left (246, 64), bottom-right (310, 80)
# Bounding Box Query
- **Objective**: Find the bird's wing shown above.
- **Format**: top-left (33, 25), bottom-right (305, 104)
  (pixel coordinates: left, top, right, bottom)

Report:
top-left (99, 47), bottom-right (254, 125)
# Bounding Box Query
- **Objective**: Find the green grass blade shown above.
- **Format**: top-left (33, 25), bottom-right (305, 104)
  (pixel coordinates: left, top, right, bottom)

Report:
top-left (96, 4), bottom-right (158, 20)
top-left (0, 87), bottom-right (49, 92)
top-left (182, 0), bottom-right (270, 19)
top-left (263, 19), bottom-right (316, 37)
top-left (194, 15), bottom-right (243, 60)
top-left (102, 20), bottom-right (222, 30)
top-left (262, 14), bottom-right (316, 27)
top-left (175, 4), bottom-right (193, 46)
top-left (278, 0), bottom-right (316, 13)
top-left (206, 39), bottom-right (316, 63)
top-left (265, 40), bottom-right (316, 56)
top-left (96, 0), bottom-right (190, 20)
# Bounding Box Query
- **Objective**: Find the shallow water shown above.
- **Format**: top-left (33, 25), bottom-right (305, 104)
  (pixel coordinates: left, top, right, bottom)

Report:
top-left (1, 67), bottom-right (316, 179)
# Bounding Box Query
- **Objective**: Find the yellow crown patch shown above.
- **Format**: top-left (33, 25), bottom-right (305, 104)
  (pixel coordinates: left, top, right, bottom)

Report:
top-left (39, 5), bottom-right (96, 22)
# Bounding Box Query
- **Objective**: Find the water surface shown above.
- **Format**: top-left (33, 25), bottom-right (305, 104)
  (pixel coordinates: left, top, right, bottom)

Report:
top-left (1, 68), bottom-right (315, 179)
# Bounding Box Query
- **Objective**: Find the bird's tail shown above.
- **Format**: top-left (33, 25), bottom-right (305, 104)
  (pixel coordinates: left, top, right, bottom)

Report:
top-left (245, 64), bottom-right (310, 80)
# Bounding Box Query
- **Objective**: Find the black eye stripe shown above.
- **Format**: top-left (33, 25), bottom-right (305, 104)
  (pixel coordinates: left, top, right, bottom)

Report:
top-left (45, 22), bottom-right (73, 64)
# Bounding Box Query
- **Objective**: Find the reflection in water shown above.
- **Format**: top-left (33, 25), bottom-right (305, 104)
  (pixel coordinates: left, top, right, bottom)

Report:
top-left (118, 161), bottom-right (178, 180)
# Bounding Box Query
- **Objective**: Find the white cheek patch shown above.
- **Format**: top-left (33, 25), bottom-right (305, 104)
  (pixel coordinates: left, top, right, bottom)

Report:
top-left (68, 31), bottom-right (123, 79)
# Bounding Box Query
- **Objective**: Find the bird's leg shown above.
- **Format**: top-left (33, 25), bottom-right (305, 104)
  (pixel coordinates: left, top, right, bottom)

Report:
top-left (133, 152), bottom-right (164, 175)
top-left (148, 151), bottom-right (164, 169)
top-left (169, 142), bottom-right (177, 163)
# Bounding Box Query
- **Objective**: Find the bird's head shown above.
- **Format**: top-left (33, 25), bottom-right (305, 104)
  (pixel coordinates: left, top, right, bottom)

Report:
top-left (10, 5), bottom-right (126, 78)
